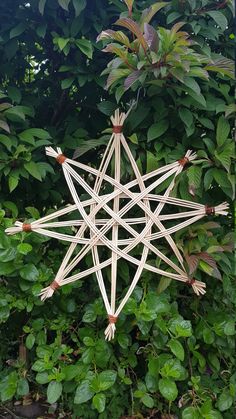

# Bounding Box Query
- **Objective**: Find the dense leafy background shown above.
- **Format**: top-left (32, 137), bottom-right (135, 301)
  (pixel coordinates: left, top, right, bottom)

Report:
top-left (0, 0), bottom-right (235, 418)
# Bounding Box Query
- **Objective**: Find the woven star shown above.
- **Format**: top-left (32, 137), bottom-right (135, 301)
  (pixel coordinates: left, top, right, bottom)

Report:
top-left (6, 110), bottom-right (228, 340)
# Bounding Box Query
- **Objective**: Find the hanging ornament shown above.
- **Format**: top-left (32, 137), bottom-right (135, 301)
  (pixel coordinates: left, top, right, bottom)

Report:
top-left (6, 110), bottom-right (228, 340)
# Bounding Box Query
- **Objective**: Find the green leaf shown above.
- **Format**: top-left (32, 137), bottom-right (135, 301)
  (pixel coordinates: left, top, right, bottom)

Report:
top-left (206, 11), bottom-right (228, 31)
top-left (26, 334), bottom-right (35, 349)
top-left (187, 166), bottom-right (202, 189)
top-left (58, 0), bottom-right (70, 11)
top-left (73, 0), bottom-right (86, 17)
top-left (216, 116), bottom-right (230, 147)
top-left (223, 320), bottom-right (235, 336)
top-left (141, 394), bottom-right (154, 408)
top-left (61, 77), bottom-right (75, 89)
top-left (39, 0), bottom-right (47, 15)
top-left (217, 390), bottom-right (233, 412)
top-left (97, 101), bottom-right (117, 116)
top-left (19, 128), bottom-right (51, 141)
top-left (47, 381), bottom-right (62, 404)
top-left (0, 119), bottom-right (10, 133)
top-left (20, 264), bottom-right (39, 282)
top-left (74, 380), bottom-right (94, 404)
top-left (58, 37), bottom-right (70, 51)
top-left (179, 108), bottom-right (193, 128)
top-left (17, 378), bottom-right (29, 396)
top-left (183, 77), bottom-right (201, 95)
top-left (97, 370), bottom-right (117, 391)
top-left (9, 176), bottom-right (19, 192)
top-left (158, 378), bottom-right (178, 401)
top-left (203, 328), bottom-right (214, 344)
top-left (75, 39), bottom-right (93, 59)
top-left (10, 22), bottom-right (26, 39)
top-left (24, 162), bottom-right (42, 181)
top-left (92, 393), bottom-right (106, 413)
top-left (7, 86), bottom-right (22, 104)
top-left (168, 339), bottom-right (185, 361)
top-left (147, 120), bottom-right (169, 141)
top-left (182, 406), bottom-right (201, 419)
top-left (157, 277), bottom-right (172, 293)
top-left (36, 372), bottom-right (49, 384)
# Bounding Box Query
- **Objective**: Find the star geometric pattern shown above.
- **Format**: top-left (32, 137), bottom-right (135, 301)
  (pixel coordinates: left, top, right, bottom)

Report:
top-left (6, 110), bottom-right (228, 340)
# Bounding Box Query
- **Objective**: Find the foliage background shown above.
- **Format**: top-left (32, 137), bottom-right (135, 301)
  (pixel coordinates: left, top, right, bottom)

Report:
top-left (0, 0), bottom-right (235, 417)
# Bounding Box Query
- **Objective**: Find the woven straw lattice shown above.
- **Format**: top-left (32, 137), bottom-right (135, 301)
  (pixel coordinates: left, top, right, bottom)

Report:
top-left (6, 109), bottom-right (228, 340)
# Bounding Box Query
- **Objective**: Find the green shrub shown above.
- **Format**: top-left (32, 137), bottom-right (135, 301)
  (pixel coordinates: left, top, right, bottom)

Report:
top-left (0, 0), bottom-right (235, 417)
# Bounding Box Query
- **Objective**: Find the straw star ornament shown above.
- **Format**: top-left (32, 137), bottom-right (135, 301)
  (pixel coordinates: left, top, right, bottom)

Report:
top-left (6, 110), bottom-right (228, 340)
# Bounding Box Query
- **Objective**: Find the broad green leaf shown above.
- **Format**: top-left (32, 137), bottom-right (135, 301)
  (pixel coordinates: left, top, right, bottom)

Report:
top-left (9, 176), bottom-right (19, 192)
top-left (0, 119), bottom-right (10, 133)
top-left (140, 2), bottom-right (168, 27)
top-left (187, 166), bottom-right (202, 189)
top-left (39, 0), bottom-right (47, 15)
top-left (72, 0), bottom-right (86, 17)
top-left (75, 39), bottom-right (93, 59)
top-left (179, 108), bottom-right (193, 128)
top-left (157, 277), bottom-right (172, 294)
top-left (223, 320), bottom-right (235, 336)
top-left (7, 86), bottom-right (22, 103)
top-left (216, 116), bottom-right (230, 147)
top-left (141, 394), bottom-right (154, 408)
top-left (182, 406), bottom-right (201, 419)
top-left (168, 339), bottom-right (184, 361)
top-left (206, 11), bottom-right (228, 31)
top-left (47, 381), bottom-right (62, 404)
top-left (97, 370), bottom-right (117, 391)
top-left (74, 380), bottom-right (94, 404)
top-left (146, 151), bottom-right (158, 172)
top-left (17, 378), bottom-right (29, 396)
top-left (92, 393), bottom-right (106, 413)
top-left (24, 162), bottom-right (42, 181)
top-left (158, 378), bottom-right (178, 401)
top-left (97, 101), bottom-right (117, 116)
top-left (61, 77), bottom-right (75, 89)
top-left (147, 120), bottom-right (169, 141)
top-left (20, 264), bottom-right (39, 282)
top-left (217, 390), bottom-right (233, 411)
top-left (183, 77), bottom-right (201, 95)
top-left (25, 334), bottom-right (35, 349)
top-left (10, 23), bottom-right (26, 39)
top-left (19, 128), bottom-right (51, 142)
top-left (58, 37), bottom-right (70, 51)
top-left (58, 0), bottom-right (70, 11)
top-left (36, 372), bottom-right (49, 384)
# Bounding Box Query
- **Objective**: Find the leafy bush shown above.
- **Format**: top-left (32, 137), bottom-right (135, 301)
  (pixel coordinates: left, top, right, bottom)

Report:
top-left (0, 0), bottom-right (235, 417)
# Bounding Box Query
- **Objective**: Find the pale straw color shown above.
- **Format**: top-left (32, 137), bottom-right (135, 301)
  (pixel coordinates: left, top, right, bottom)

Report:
top-left (5, 109), bottom-right (228, 340)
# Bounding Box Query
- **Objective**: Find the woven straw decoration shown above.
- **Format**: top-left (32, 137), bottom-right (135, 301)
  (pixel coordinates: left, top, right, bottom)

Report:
top-left (6, 109), bottom-right (228, 340)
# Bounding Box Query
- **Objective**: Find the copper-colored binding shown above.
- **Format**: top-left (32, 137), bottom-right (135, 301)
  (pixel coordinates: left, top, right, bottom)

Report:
top-left (186, 278), bottom-right (195, 286)
top-left (178, 156), bottom-right (189, 167)
top-left (108, 314), bottom-right (118, 324)
top-left (22, 223), bottom-right (32, 232)
top-left (50, 280), bottom-right (60, 290)
top-left (205, 205), bottom-right (215, 215)
top-left (56, 154), bottom-right (67, 164)
top-left (113, 125), bottom-right (123, 134)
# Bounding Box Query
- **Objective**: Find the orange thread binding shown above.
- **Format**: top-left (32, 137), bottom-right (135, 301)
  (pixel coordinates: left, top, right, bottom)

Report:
top-left (205, 205), bottom-right (215, 215)
top-left (108, 314), bottom-right (118, 324)
top-left (56, 154), bottom-right (67, 164)
top-left (186, 278), bottom-right (195, 286)
top-left (178, 156), bottom-right (189, 167)
top-left (113, 125), bottom-right (123, 134)
top-left (50, 281), bottom-right (60, 290)
top-left (22, 224), bottom-right (32, 232)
